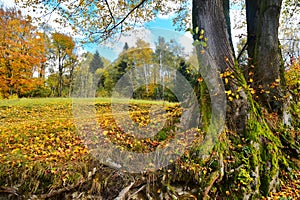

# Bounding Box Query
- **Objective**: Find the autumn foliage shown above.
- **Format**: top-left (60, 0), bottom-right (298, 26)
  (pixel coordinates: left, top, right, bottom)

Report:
top-left (0, 7), bottom-right (46, 98)
top-left (285, 57), bottom-right (300, 101)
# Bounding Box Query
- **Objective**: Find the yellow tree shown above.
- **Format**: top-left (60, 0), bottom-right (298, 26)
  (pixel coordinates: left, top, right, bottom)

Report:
top-left (0, 7), bottom-right (46, 98)
top-left (50, 32), bottom-right (76, 97)
top-left (126, 39), bottom-right (153, 94)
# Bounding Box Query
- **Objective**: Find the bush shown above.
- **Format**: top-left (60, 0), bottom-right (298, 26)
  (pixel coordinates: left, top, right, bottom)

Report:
top-left (26, 86), bottom-right (52, 98)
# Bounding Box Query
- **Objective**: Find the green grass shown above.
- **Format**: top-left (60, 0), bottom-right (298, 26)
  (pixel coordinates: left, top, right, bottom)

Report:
top-left (0, 97), bottom-right (181, 197)
top-left (0, 97), bottom-right (178, 107)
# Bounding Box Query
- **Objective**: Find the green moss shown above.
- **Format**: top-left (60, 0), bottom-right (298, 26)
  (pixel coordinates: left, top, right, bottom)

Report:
top-left (198, 81), bottom-right (211, 131)
top-left (247, 117), bottom-right (281, 195)
top-left (238, 168), bottom-right (253, 185)
top-left (259, 143), bottom-right (280, 195)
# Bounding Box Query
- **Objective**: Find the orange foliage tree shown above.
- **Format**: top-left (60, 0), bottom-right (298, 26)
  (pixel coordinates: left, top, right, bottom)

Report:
top-left (0, 7), bottom-right (46, 98)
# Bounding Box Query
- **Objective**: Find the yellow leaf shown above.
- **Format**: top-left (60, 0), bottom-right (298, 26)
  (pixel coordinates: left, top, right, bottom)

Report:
top-left (103, 131), bottom-right (108, 135)
top-left (225, 78), bottom-right (229, 84)
top-left (225, 90), bottom-right (232, 95)
top-left (237, 87), bottom-right (242, 92)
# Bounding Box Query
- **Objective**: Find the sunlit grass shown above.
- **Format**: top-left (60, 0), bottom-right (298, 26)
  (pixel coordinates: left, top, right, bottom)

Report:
top-left (0, 97), bottom-right (178, 107)
top-left (0, 97), bottom-right (181, 197)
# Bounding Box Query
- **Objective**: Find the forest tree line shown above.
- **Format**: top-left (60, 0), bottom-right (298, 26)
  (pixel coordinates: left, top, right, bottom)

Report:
top-left (1, 5), bottom-right (299, 103)
top-left (0, 6), bottom-right (200, 100)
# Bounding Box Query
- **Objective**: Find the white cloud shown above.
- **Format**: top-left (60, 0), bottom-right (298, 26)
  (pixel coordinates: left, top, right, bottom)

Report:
top-left (106, 28), bottom-right (154, 57)
top-left (155, 0), bottom-right (181, 20)
top-left (96, 27), bottom-right (195, 62)
top-left (1, 0), bottom-right (78, 37)
top-left (0, 0), bottom-right (15, 8)
top-left (178, 31), bottom-right (194, 56)
top-left (157, 13), bottom-right (176, 19)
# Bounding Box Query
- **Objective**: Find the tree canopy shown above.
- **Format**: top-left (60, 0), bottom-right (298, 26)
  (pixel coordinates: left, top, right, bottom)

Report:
top-left (0, 6), bottom-right (46, 98)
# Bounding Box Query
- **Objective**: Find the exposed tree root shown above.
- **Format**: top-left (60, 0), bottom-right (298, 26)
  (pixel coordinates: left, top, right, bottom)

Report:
top-left (202, 171), bottom-right (219, 199)
top-left (0, 186), bottom-right (19, 197)
top-left (31, 167), bottom-right (98, 199)
top-left (114, 181), bottom-right (135, 200)
top-left (128, 184), bottom-right (146, 199)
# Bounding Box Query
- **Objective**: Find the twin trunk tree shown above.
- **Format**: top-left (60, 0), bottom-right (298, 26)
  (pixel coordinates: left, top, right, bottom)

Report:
top-left (192, 0), bottom-right (287, 198)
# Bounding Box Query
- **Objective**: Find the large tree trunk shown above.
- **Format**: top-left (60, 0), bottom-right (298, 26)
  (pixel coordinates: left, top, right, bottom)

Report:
top-left (246, 0), bottom-right (284, 112)
top-left (192, 0), bottom-right (234, 72)
top-left (191, 0), bottom-right (287, 199)
top-left (192, 0), bottom-right (248, 140)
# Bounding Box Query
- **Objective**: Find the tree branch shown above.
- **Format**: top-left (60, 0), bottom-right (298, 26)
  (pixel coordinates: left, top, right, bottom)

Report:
top-left (42, 0), bottom-right (62, 19)
top-left (88, 0), bottom-right (148, 41)
top-left (237, 40), bottom-right (249, 62)
top-left (108, 0), bottom-right (147, 32)
top-left (104, 0), bottom-right (116, 25)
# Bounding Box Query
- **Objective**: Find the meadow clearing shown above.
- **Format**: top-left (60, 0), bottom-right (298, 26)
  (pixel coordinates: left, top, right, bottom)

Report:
top-left (0, 98), bottom-right (299, 199)
top-left (0, 98), bottom-right (184, 199)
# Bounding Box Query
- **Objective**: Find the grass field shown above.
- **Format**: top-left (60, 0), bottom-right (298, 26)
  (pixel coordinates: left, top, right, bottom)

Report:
top-left (0, 97), bottom-right (181, 198)
top-left (1, 98), bottom-right (299, 199)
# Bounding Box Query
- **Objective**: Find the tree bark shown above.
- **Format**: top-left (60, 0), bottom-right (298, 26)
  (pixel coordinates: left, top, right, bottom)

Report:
top-left (246, 0), bottom-right (284, 112)
top-left (58, 54), bottom-right (63, 97)
top-left (192, 0), bottom-right (230, 158)
top-left (192, 0), bottom-right (234, 72)
top-left (192, 0), bottom-right (248, 134)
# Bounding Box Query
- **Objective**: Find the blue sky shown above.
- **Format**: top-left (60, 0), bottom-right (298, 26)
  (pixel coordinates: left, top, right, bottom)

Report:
top-left (145, 17), bottom-right (174, 30)
top-left (83, 17), bottom-right (191, 62)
